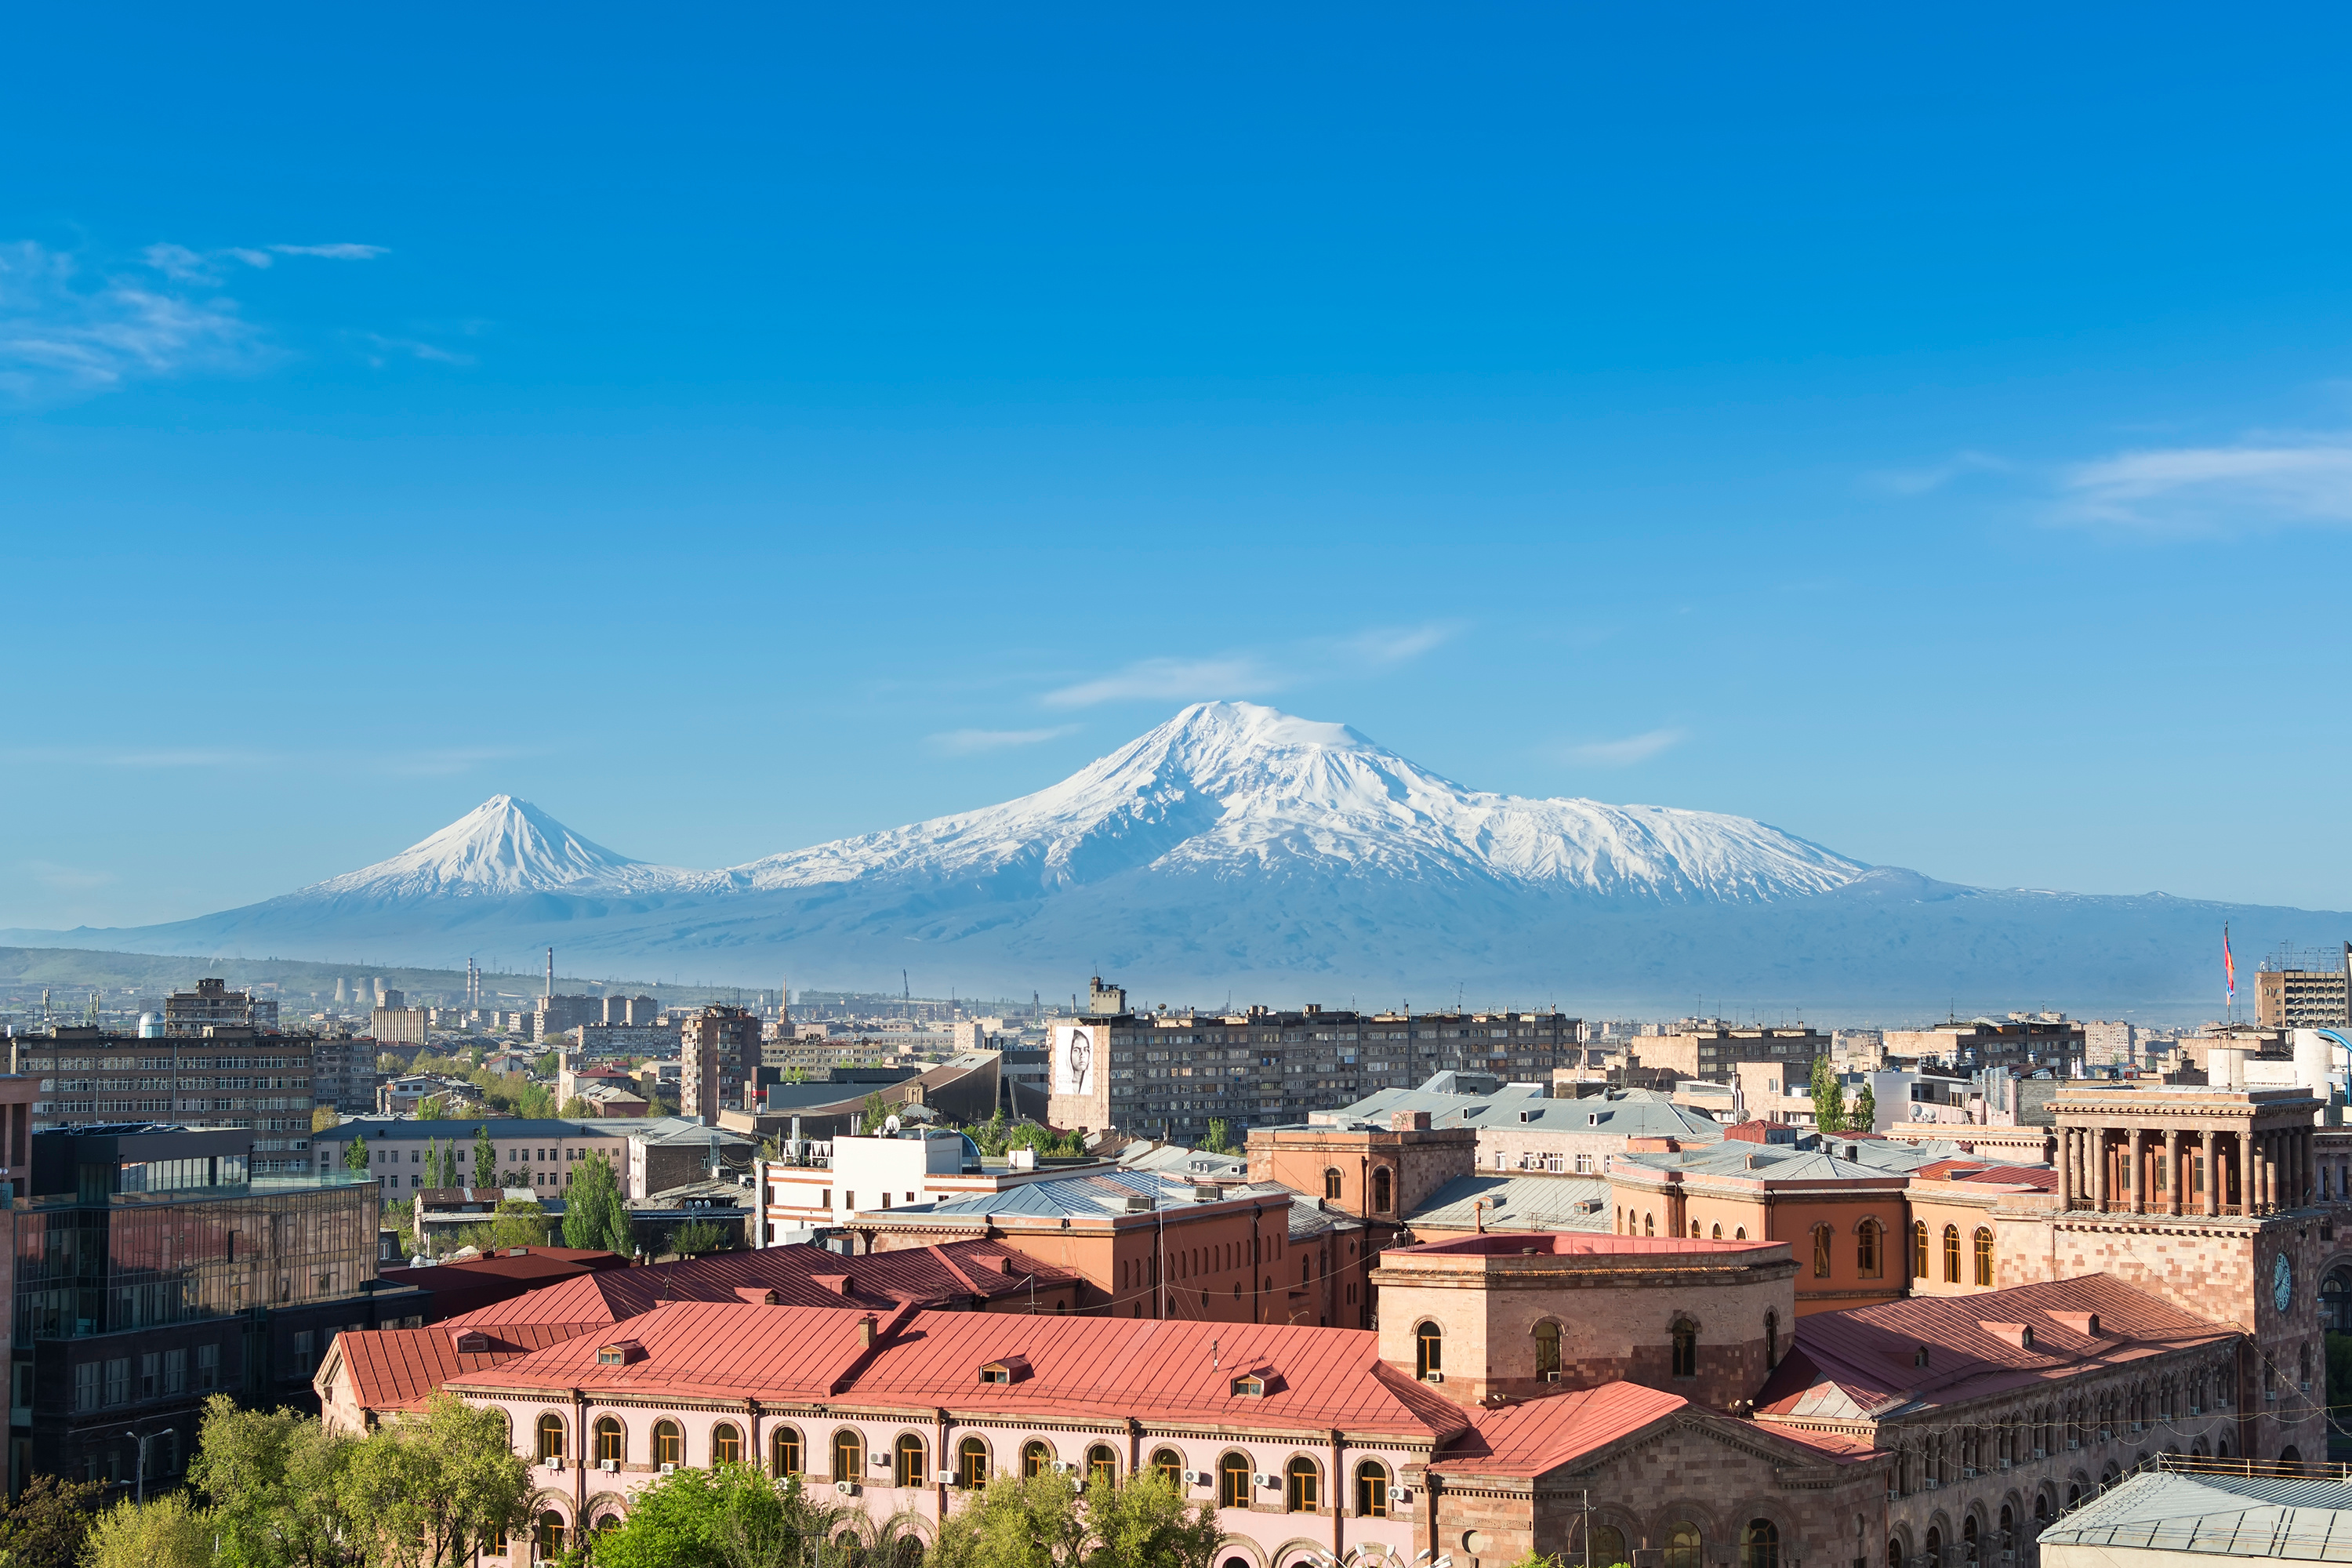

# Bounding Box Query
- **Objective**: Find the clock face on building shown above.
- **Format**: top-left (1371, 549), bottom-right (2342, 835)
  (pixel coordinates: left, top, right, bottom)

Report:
top-left (2274, 1254), bottom-right (2294, 1313)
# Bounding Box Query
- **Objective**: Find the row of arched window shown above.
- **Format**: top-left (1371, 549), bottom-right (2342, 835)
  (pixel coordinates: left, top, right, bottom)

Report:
top-left (1610, 1209), bottom-right (2001, 1290)
top-left (1319, 1165), bottom-right (1396, 1212)
top-left (1911, 1222), bottom-right (1997, 1286)
top-left (524, 1413), bottom-right (1396, 1512)
top-left (1574, 1518), bottom-right (1781, 1568)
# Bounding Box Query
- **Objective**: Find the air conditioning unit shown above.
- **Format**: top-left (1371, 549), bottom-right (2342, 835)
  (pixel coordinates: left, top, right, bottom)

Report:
top-left (1254, 1472), bottom-right (1278, 1488)
top-left (601, 1459), bottom-right (619, 1472)
top-left (2032, 1448), bottom-right (2046, 1461)
top-left (1543, 1371), bottom-right (1561, 1383)
top-left (2066, 1439), bottom-right (2081, 1450)
top-left (660, 1463), bottom-right (677, 1475)
top-left (1054, 1461), bottom-right (1077, 1475)
top-left (1183, 1470), bottom-right (1210, 1486)
top-left (543, 1458), bottom-right (564, 1472)
top-left (1923, 1479), bottom-right (1939, 1492)
top-left (2099, 1429), bottom-right (2111, 1441)
top-left (1886, 1490), bottom-right (1900, 1504)
top-left (2130, 1422), bottom-right (2143, 1433)
top-left (1963, 1468), bottom-right (1978, 1479)
top-left (2303, 1381), bottom-right (2314, 1393)
top-left (1998, 1459), bottom-right (2012, 1471)
top-left (2187, 1406), bottom-right (2201, 1417)
top-left (1425, 1371), bottom-right (1443, 1384)
top-left (838, 1483), bottom-right (861, 1497)
top-left (935, 1468), bottom-right (954, 1485)
top-left (1395, 1487), bottom-right (1413, 1503)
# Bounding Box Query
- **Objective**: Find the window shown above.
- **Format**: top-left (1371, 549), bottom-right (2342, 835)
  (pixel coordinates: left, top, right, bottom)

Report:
top-left (652, 1420), bottom-right (684, 1468)
top-left (1711, 1223), bottom-right (1722, 1239)
top-left (1664, 1523), bottom-right (1703, 1568)
top-left (164, 1348), bottom-right (186, 1395)
top-left (1592, 1525), bottom-right (1629, 1568)
top-left (1857, 1218), bottom-right (1882, 1279)
top-left (1942, 1225), bottom-right (1961, 1283)
top-left (1973, 1227), bottom-right (1994, 1287)
top-left (1743, 1519), bottom-right (1779, 1568)
top-left (537, 1414), bottom-right (565, 1463)
top-left (1285, 1455), bottom-right (1320, 1513)
top-left (958, 1436), bottom-right (989, 1488)
top-left (895, 1435), bottom-right (926, 1489)
top-left (1533, 1319), bottom-right (1562, 1380)
top-left (1355, 1460), bottom-right (1388, 1518)
top-left (831, 1430), bottom-right (864, 1483)
top-left (1671, 1319), bottom-right (1697, 1379)
top-left (140, 1352), bottom-right (159, 1399)
top-left (1765, 1308), bottom-right (1780, 1369)
top-left (1644, 1212), bottom-right (1655, 1236)
top-left (1691, 1221), bottom-right (1703, 1239)
top-left (1151, 1447), bottom-right (1182, 1488)
top-left (771, 1425), bottom-right (803, 1478)
top-left (1021, 1439), bottom-right (1054, 1479)
top-left (1415, 1321), bottom-right (1443, 1381)
top-left (73, 1363), bottom-right (99, 1412)
top-left (1218, 1451), bottom-right (1252, 1508)
top-left (1811, 1224), bottom-right (1832, 1279)
top-left (594, 1417), bottom-right (624, 1466)
top-left (1324, 1168), bottom-right (1343, 1200)
top-left (535, 1512), bottom-right (565, 1562)
top-left (1914, 1221), bottom-right (1929, 1279)
top-left (711, 1422), bottom-right (741, 1465)
top-left (104, 1358), bottom-right (129, 1406)
top-left (1086, 1443), bottom-right (1117, 1483)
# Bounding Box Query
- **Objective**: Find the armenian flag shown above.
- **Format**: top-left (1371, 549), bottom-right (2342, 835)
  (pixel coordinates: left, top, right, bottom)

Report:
top-left (2224, 923), bottom-right (2236, 1007)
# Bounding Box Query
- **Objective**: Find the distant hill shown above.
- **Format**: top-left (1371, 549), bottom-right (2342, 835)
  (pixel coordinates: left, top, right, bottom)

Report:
top-left (5, 702), bottom-right (2333, 1021)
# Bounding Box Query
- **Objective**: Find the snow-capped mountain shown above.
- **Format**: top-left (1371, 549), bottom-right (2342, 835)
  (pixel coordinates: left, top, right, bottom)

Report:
top-left (736, 703), bottom-right (1868, 903)
top-left (9, 702), bottom-right (2342, 1017)
top-left (303, 794), bottom-right (705, 900)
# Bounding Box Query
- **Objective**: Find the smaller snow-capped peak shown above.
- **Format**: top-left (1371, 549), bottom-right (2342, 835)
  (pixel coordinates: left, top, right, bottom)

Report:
top-left (305, 795), bottom-right (675, 900)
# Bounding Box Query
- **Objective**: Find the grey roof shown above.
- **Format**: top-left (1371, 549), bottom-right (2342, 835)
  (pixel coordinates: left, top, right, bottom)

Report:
top-left (913, 1167), bottom-right (1242, 1221)
top-left (1407, 1173), bottom-right (1612, 1232)
top-left (1228, 1181), bottom-right (1363, 1240)
top-left (1617, 1141), bottom-right (1900, 1181)
top-left (1118, 1142), bottom-right (1247, 1180)
top-left (327, 1116), bottom-right (750, 1147)
top-left (1326, 1084), bottom-right (1722, 1142)
top-left (2040, 1468), bottom-right (2352, 1560)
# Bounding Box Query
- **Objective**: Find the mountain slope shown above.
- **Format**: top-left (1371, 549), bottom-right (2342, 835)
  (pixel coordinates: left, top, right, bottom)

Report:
top-left (5, 703), bottom-right (2335, 1018)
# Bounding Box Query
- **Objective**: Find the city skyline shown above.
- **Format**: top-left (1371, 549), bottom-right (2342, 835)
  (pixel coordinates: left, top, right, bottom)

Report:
top-left (9, 10), bottom-right (2352, 933)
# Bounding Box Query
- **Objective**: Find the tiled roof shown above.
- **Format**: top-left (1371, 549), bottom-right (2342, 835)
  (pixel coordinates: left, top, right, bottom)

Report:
top-left (332, 1323), bottom-right (584, 1413)
top-left (1406, 1174), bottom-right (1611, 1232)
top-left (437, 1241), bottom-right (1076, 1330)
top-left (1756, 1275), bottom-right (2234, 1421)
top-left (448, 1301), bottom-right (1473, 1443)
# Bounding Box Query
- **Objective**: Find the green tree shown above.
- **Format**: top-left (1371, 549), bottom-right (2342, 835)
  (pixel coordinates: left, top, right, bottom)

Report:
top-left (593, 1465), bottom-right (869, 1568)
top-left (0, 1473), bottom-right (108, 1568)
top-left (929, 1472), bottom-right (1085, 1568)
top-left (1203, 1119), bottom-right (1236, 1156)
top-left (385, 1198), bottom-right (419, 1260)
top-left (473, 1125), bottom-right (497, 1188)
top-left (191, 1394), bottom-right (362, 1568)
top-left (670, 1219), bottom-right (733, 1257)
top-left (559, 1095), bottom-right (592, 1118)
top-left (336, 1392), bottom-right (529, 1568)
top-left (311, 1105), bottom-right (341, 1134)
top-left (1849, 1082), bottom-right (1877, 1134)
top-left (860, 1090), bottom-right (890, 1132)
top-left (343, 1133), bottom-right (370, 1174)
top-left (78, 1493), bottom-right (213, 1568)
top-left (458, 1200), bottom-right (554, 1254)
top-left (563, 1152), bottom-right (635, 1254)
top-left (1808, 1058), bottom-right (1846, 1134)
top-left (1077, 1469), bottom-right (1223, 1568)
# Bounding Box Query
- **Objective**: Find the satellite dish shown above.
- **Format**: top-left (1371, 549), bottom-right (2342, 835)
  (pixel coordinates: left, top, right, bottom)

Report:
top-left (884, 1115), bottom-right (902, 1134)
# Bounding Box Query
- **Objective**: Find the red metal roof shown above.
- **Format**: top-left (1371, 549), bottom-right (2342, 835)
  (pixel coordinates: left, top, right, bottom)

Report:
top-left (334, 1323), bottom-right (585, 1414)
top-left (1757, 1274), bottom-right (2234, 1421)
top-left (448, 1301), bottom-right (1475, 1443)
top-left (1430, 1382), bottom-right (1687, 1475)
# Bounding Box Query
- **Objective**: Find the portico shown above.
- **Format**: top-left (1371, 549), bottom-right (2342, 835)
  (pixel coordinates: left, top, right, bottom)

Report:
top-left (2051, 1085), bottom-right (2322, 1218)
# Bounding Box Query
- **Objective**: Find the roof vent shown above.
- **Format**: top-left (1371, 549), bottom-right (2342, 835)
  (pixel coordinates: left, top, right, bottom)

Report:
top-left (1588, 1112), bottom-right (1600, 1126)
top-left (2046, 1310), bottom-right (2100, 1338)
top-left (1123, 1195), bottom-right (1155, 1214)
top-left (1519, 1109), bottom-right (1535, 1123)
top-left (1981, 1322), bottom-right (2036, 1350)
top-left (814, 1272), bottom-right (855, 1295)
top-left (734, 1287), bottom-right (782, 1306)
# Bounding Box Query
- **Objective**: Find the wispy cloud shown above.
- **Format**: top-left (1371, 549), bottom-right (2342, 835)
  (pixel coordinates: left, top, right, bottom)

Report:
top-left (1860, 450), bottom-right (2011, 497)
top-left (1043, 657), bottom-right (1283, 710)
top-left (4, 743), bottom-right (521, 775)
top-left (929, 724), bottom-right (1081, 756)
top-left (1561, 727), bottom-right (1689, 767)
top-left (2056, 436), bottom-right (2352, 534)
top-left (0, 238), bottom-right (390, 403)
top-left (364, 332), bottom-right (474, 367)
top-left (1333, 621), bottom-right (1459, 668)
top-left (24, 860), bottom-right (118, 892)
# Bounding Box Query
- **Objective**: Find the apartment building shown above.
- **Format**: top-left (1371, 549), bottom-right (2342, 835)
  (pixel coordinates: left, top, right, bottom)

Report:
top-left (13, 1025), bottom-right (316, 1138)
top-left (1045, 978), bottom-right (1575, 1141)
top-left (1628, 1024), bottom-right (1828, 1083)
top-left (162, 978), bottom-right (277, 1033)
top-left (2256, 949), bottom-right (2350, 1029)
top-left (681, 1006), bottom-right (762, 1120)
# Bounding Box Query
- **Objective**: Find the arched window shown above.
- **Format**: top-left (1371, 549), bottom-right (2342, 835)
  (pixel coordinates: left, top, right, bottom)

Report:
top-left (1942, 1224), bottom-right (1961, 1283)
top-left (1664, 1522), bottom-right (1703, 1568)
top-left (1085, 1443), bottom-right (1117, 1484)
top-left (593, 1417), bottom-right (624, 1466)
top-left (1150, 1447), bottom-right (1182, 1488)
top-left (1764, 1309), bottom-right (1780, 1370)
top-left (1021, 1439), bottom-right (1054, 1479)
top-left (1671, 1318), bottom-right (1697, 1379)
top-left (1356, 1459), bottom-right (1389, 1517)
top-left (1691, 1221), bottom-right (1703, 1239)
top-left (1644, 1212), bottom-right (1655, 1236)
top-left (1888, 1540), bottom-right (1904, 1568)
top-left (1742, 1519), bottom-right (1779, 1568)
top-left (1914, 1220), bottom-right (1929, 1279)
top-left (1372, 1167), bottom-right (1393, 1213)
top-left (1323, 1168), bottom-right (1343, 1200)
top-left (535, 1412), bottom-right (565, 1464)
top-left (1592, 1525), bottom-right (1628, 1568)
top-left (1926, 1528), bottom-right (1942, 1566)
top-left (710, 1422), bottom-right (741, 1466)
top-left (1284, 1455), bottom-right (1320, 1513)
top-left (771, 1425), bottom-right (802, 1477)
top-left (652, 1420), bottom-right (683, 1468)
top-left (1734, 1227), bottom-right (1746, 1240)
top-left (1973, 1226), bottom-right (1994, 1287)
top-left (1811, 1224), bottom-right (1832, 1278)
top-left (1534, 1320), bottom-right (1561, 1379)
top-left (535, 1512), bottom-right (566, 1561)
top-left (831, 1429), bottom-right (864, 1484)
top-left (1218, 1451), bottom-right (1252, 1508)
top-left (1415, 1320), bottom-right (1443, 1381)
top-left (957, 1436), bottom-right (989, 1489)
top-left (894, 1434), bottom-right (925, 1489)
top-left (1962, 1515), bottom-right (1979, 1565)
top-left (1711, 1223), bottom-right (1722, 1239)
top-left (1857, 1218), bottom-right (1882, 1279)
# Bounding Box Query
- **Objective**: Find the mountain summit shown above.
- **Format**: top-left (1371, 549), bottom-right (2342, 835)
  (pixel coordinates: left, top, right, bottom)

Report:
top-left (13, 702), bottom-right (2341, 1016)
top-left (736, 701), bottom-right (1868, 903)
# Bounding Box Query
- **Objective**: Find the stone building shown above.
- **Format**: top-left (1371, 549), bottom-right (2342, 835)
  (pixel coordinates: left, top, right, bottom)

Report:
top-left (679, 1006), bottom-right (761, 1121)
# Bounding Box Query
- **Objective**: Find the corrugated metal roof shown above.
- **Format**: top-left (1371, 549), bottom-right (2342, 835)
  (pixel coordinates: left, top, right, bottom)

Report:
top-left (920, 1167), bottom-right (1249, 1220)
top-left (1758, 1275), bottom-right (2234, 1420)
top-left (1408, 1174), bottom-right (1611, 1232)
top-left (1330, 1087), bottom-right (1723, 1142)
top-left (2042, 1470), bottom-right (2352, 1559)
top-left (336, 1323), bottom-right (582, 1412)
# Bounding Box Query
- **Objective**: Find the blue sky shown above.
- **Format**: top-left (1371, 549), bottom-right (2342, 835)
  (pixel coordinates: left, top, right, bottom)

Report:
top-left (8, 5), bottom-right (2352, 931)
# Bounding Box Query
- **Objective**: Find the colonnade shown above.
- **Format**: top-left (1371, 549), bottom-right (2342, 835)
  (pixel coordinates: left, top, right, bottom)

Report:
top-left (2057, 1122), bottom-right (2314, 1216)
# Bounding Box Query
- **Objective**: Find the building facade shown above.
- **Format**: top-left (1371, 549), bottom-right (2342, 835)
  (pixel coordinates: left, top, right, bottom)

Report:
top-left (13, 1025), bottom-right (316, 1136)
top-left (681, 1007), bottom-right (762, 1121)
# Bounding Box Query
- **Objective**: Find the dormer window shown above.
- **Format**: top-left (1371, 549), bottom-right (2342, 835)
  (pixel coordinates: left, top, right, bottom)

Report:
top-left (596, 1340), bottom-right (644, 1367)
top-left (978, 1356), bottom-right (1030, 1385)
top-left (1914, 1345), bottom-right (1930, 1368)
top-left (1230, 1372), bottom-right (1269, 1398)
top-left (453, 1330), bottom-right (491, 1353)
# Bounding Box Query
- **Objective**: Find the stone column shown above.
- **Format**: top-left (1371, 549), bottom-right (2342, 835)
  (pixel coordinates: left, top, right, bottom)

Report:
top-left (2129, 1127), bottom-right (2145, 1214)
top-left (2060, 1128), bottom-right (2076, 1210)
top-left (2203, 1128), bottom-right (2220, 1217)
top-left (2167, 1128), bottom-right (2183, 1216)
top-left (2241, 1126), bottom-right (2256, 1214)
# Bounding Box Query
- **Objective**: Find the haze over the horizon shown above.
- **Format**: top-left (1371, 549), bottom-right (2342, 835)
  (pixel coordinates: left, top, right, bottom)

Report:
top-left (8, 9), bottom-right (2352, 932)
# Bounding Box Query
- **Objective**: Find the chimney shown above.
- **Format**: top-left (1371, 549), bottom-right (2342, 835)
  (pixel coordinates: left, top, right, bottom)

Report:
top-left (858, 1313), bottom-right (878, 1348)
